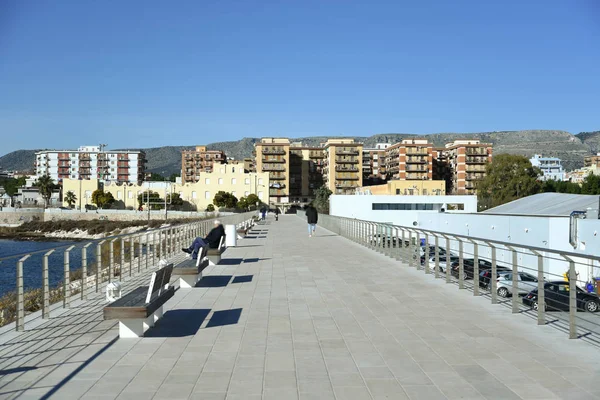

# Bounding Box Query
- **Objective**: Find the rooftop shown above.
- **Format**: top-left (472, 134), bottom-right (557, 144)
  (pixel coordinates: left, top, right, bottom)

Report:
top-left (483, 192), bottom-right (600, 216)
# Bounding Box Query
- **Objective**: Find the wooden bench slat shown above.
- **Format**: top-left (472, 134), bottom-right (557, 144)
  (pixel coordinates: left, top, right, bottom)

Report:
top-left (104, 286), bottom-right (174, 320)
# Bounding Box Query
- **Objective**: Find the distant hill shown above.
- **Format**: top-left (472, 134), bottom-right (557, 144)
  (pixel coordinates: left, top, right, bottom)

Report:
top-left (1, 130), bottom-right (596, 176)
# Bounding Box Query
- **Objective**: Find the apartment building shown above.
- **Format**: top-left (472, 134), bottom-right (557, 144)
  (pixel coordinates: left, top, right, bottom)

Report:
top-left (529, 154), bottom-right (565, 181)
top-left (584, 154), bottom-right (600, 168)
top-left (287, 145), bottom-right (326, 203)
top-left (385, 139), bottom-right (433, 181)
top-left (63, 164), bottom-right (269, 211)
top-left (363, 143), bottom-right (390, 179)
top-left (181, 146), bottom-right (227, 183)
top-left (254, 138), bottom-right (291, 203)
top-left (443, 140), bottom-right (492, 195)
top-left (356, 180), bottom-right (445, 195)
top-left (35, 145), bottom-right (146, 184)
top-left (323, 139), bottom-right (363, 195)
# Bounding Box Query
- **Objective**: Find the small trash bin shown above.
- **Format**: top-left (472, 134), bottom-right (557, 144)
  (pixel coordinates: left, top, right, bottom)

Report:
top-left (225, 224), bottom-right (237, 247)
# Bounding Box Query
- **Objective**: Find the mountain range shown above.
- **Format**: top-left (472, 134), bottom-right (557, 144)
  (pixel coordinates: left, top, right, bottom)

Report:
top-left (1, 130), bottom-right (599, 177)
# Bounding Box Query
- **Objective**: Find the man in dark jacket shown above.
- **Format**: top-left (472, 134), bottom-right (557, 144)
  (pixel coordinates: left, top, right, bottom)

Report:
top-left (182, 220), bottom-right (225, 259)
top-left (305, 205), bottom-right (318, 237)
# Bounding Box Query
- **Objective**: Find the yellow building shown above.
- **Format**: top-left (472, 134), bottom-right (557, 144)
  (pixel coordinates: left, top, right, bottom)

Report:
top-left (288, 145), bottom-right (326, 203)
top-left (63, 164), bottom-right (269, 211)
top-left (356, 180), bottom-right (446, 196)
top-left (181, 145), bottom-right (227, 183)
top-left (254, 138), bottom-right (291, 204)
top-left (323, 139), bottom-right (363, 194)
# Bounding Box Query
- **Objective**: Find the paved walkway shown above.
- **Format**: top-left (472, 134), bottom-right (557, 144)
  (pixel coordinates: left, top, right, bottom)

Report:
top-left (2, 215), bottom-right (600, 399)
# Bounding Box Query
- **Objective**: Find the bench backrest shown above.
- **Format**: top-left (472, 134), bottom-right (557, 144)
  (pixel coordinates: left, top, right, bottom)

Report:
top-left (218, 235), bottom-right (226, 251)
top-left (145, 264), bottom-right (174, 303)
top-left (195, 245), bottom-right (208, 267)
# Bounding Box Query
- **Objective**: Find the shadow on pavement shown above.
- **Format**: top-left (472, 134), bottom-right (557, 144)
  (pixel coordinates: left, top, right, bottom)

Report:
top-left (206, 309), bottom-right (242, 328)
top-left (196, 275), bottom-right (232, 287)
top-left (146, 309), bottom-right (210, 337)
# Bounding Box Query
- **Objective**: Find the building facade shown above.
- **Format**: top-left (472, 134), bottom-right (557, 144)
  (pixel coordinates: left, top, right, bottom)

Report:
top-left (63, 164), bottom-right (269, 211)
top-left (35, 146), bottom-right (146, 184)
top-left (529, 154), bottom-right (565, 181)
top-left (323, 139), bottom-right (363, 195)
top-left (385, 139), bottom-right (433, 181)
top-left (181, 146), bottom-right (227, 183)
top-left (355, 180), bottom-right (446, 196)
top-left (254, 138), bottom-right (291, 204)
top-left (443, 140), bottom-right (492, 195)
top-left (363, 143), bottom-right (390, 180)
top-left (584, 154), bottom-right (600, 168)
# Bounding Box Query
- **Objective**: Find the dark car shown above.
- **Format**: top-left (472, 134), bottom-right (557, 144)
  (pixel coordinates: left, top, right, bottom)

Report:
top-left (523, 281), bottom-right (600, 313)
top-left (450, 258), bottom-right (493, 279)
top-left (478, 267), bottom-right (513, 288)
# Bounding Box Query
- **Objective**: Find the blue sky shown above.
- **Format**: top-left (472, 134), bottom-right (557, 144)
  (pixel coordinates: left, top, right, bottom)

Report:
top-left (0, 0), bottom-right (599, 155)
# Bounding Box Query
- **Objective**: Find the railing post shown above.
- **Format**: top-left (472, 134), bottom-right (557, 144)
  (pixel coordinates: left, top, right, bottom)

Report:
top-left (120, 237), bottom-right (125, 281)
top-left (138, 234), bottom-right (143, 273)
top-left (512, 248), bottom-right (519, 313)
top-left (110, 239), bottom-right (117, 282)
top-left (16, 254), bottom-right (30, 331)
top-left (42, 250), bottom-right (54, 318)
top-left (129, 236), bottom-right (134, 277)
top-left (64, 245), bottom-right (75, 308)
top-left (487, 243), bottom-right (498, 304)
top-left (472, 241), bottom-right (479, 296)
top-left (568, 259), bottom-right (577, 339)
top-left (82, 243), bottom-right (92, 300)
top-left (424, 233), bottom-right (430, 274)
top-left (445, 236), bottom-right (451, 283)
top-left (533, 251), bottom-right (545, 325)
top-left (458, 239), bottom-right (464, 289)
top-left (434, 235), bottom-right (440, 278)
top-left (96, 240), bottom-right (105, 293)
top-left (408, 231), bottom-right (414, 268)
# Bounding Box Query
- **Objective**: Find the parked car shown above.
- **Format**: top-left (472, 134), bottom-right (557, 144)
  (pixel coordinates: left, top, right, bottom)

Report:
top-left (492, 271), bottom-right (539, 297)
top-left (523, 281), bottom-right (600, 312)
top-left (478, 267), bottom-right (514, 288)
top-left (450, 258), bottom-right (493, 279)
top-left (423, 255), bottom-right (459, 272)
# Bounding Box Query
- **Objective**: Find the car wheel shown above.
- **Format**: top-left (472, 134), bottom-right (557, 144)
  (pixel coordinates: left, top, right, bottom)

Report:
top-left (532, 300), bottom-right (546, 311)
top-left (497, 287), bottom-right (509, 298)
top-left (585, 300), bottom-right (599, 313)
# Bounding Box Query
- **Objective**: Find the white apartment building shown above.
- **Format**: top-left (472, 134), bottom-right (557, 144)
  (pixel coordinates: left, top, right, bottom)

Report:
top-left (529, 154), bottom-right (565, 181)
top-left (35, 145), bottom-right (146, 184)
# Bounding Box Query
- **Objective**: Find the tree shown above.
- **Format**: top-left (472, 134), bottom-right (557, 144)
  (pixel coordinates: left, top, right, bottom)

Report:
top-left (213, 191), bottom-right (238, 208)
top-left (313, 185), bottom-right (333, 214)
top-left (1, 176), bottom-right (26, 196)
top-left (64, 191), bottom-right (77, 209)
top-left (137, 191), bottom-right (164, 210)
top-left (581, 174), bottom-right (600, 195)
top-left (168, 173), bottom-right (179, 182)
top-left (237, 196), bottom-right (248, 210)
top-left (91, 189), bottom-right (115, 209)
top-left (167, 192), bottom-right (184, 208)
top-left (148, 173), bottom-right (165, 181)
top-left (477, 154), bottom-right (542, 210)
top-left (245, 194), bottom-right (260, 209)
top-left (34, 175), bottom-right (56, 208)
top-left (206, 204), bottom-right (215, 212)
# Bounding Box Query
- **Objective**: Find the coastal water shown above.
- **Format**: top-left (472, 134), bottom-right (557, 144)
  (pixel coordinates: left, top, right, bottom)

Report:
top-left (0, 239), bottom-right (86, 297)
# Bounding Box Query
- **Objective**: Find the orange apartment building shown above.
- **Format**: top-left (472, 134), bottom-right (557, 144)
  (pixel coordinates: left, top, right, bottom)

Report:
top-left (384, 139), bottom-right (433, 181)
top-left (363, 143), bottom-right (390, 179)
top-left (323, 139), bottom-right (363, 194)
top-left (181, 146), bottom-right (226, 183)
top-left (443, 140), bottom-right (493, 195)
top-left (584, 154), bottom-right (600, 168)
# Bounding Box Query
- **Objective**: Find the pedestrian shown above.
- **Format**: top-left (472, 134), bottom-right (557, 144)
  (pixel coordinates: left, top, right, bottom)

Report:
top-left (305, 204), bottom-right (318, 237)
top-left (182, 220), bottom-right (225, 259)
top-left (260, 206), bottom-right (267, 221)
top-left (274, 207), bottom-right (280, 221)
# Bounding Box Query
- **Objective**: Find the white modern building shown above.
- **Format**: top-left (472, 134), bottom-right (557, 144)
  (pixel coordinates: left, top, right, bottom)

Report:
top-left (330, 194), bottom-right (478, 226)
top-left (529, 154), bottom-right (565, 181)
top-left (35, 145), bottom-right (146, 184)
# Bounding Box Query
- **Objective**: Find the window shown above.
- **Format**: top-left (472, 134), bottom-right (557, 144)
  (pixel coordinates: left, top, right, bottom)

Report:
top-left (128, 191), bottom-right (133, 199)
top-left (232, 167), bottom-right (235, 173)
top-left (85, 190), bottom-right (92, 198)
top-left (396, 189), bottom-right (400, 195)
top-left (191, 191), bottom-right (197, 199)
top-left (245, 191), bottom-right (249, 196)
top-left (372, 203), bottom-right (434, 211)
top-left (205, 178), bottom-right (210, 185)
top-left (258, 178), bottom-right (264, 185)
top-left (117, 192), bottom-right (122, 199)
top-left (520, 273), bottom-right (537, 282)
top-left (258, 191), bottom-right (264, 199)
top-left (205, 191), bottom-right (210, 199)
top-left (231, 178), bottom-right (236, 185)
top-left (232, 191), bottom-right (236, 197)
top-left (245, 178), bottom-right (250, 185)
top-left (218, 178), bottom-right (223, 185)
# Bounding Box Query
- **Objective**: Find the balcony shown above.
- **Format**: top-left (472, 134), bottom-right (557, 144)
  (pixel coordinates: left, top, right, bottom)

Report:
top-left (406, 166), bottom-right (428, 172)
top-left (117, 164), bottom-right (129, 168)
top-left (335, 182), bottom-right (360, 189)
top-left (335, 158), bottom-right (359, 164)
top-left (336, 166), bottom-right (359, 172)
top-left (269, 183), bottom-right (286, 189)
top-left (466, 148), bottom-right (488, 155)
top-left (466, 156), bottom-right (488, 164)
top-left (262, 165), bottom-right (285, 171)
top-left (466, 173), bottom-right (484, 180)
top-left (406, 157), bottom-right (427, 164)
top-left (309, 152), bottom-right (324, 158)
top-left (335, 175), bottom-right (360, 180)
top-left (406, 173), bottom-right (428, 180)
top-left (262, 148), bottom-right (286, 155)
top-left (269, 189), bottom-right (287, 196)
top-left (262, 158), bottom-right (286, 163)
top-left (336, 149), bottom-right (359, 156)
top-left (269, 173), bottom-right (286, 180)
top-left (406, 148), bottom-right (429, 155)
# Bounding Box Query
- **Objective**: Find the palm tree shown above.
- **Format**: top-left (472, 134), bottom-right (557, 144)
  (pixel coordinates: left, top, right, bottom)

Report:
top-left (65, 191), bottom-right (77, 209)
top-left (34, 175), bottom-right (55, 208)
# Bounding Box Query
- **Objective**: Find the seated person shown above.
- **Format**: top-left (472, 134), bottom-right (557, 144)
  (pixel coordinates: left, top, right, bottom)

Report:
top-left (182, 220), bottom-right (225, 259)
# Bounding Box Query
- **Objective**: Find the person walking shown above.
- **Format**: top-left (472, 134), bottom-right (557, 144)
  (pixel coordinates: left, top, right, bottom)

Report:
top-left (305, 205), bottom-right (318, 237)
top-left (274, 207), bottom-right (280, 221)
top-left (260, 206), bottom-right (267, 221)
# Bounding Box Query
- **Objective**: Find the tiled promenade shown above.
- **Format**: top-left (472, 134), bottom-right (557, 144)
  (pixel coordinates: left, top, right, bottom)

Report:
top-left (2, 215), bottom-right (600, 399)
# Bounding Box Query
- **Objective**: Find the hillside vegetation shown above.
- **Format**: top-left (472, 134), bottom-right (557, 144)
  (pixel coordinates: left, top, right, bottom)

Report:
top-left (1, 130), bottom-right (596, 175)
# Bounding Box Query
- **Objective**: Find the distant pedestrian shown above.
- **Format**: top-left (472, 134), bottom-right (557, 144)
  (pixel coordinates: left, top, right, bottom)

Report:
top-left (260, 207), bottom-right (267, 221)
top-left (305, 205), bottom-right (318, 237)
top-left (274, 207), bottom-right (280, 221)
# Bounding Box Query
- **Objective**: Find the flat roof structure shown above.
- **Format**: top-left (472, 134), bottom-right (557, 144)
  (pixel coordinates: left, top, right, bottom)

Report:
top-left (483, 193), bottom-right (599, 217)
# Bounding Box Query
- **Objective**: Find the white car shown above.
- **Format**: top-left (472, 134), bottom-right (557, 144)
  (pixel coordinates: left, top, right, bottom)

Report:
top-left (496, 271), bottom-right (539, 297)
top-left (427, 255), bottom-right (459, 273)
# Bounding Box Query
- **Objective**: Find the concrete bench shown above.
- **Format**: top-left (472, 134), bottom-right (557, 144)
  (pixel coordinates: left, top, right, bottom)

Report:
top-left (206, 235), bottom-right (227, 265)
top-left (173, 246), bottom-right (209, 288)
top-left (104, 263), bottom-right (174, 338)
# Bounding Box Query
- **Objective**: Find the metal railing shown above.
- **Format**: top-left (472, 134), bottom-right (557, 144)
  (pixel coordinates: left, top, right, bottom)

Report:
top-left (1, 212), bottom-right (256, 331)
top-left (297, 211), bottom-right (600, 344)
